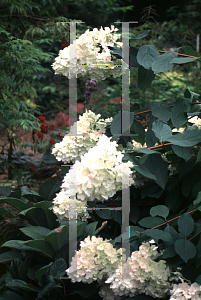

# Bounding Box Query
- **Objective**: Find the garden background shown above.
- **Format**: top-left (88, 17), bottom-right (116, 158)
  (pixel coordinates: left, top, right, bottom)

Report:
top-left (0, 0), bottom-right (201, 299)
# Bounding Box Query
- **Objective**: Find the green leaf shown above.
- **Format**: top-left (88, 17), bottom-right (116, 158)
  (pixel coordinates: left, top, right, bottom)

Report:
top-left (130, 120), bottom-right (145, 145)
top-left (0, 291), bottom-right (25, 300)
top-left (110, 110), bottom-right (134, 140)
top-left (171, 145), bottom-right (192, 161)
top-left (152, 51), bottom-right (178, 74)
top-left (171, 56), bottom-right (199, 64)
top-left (0, 251), bottom-right (23, 263)
top-left (111, 210), bottom-right (121, 225)
top-left (184, 88), bottom-right (200, 101)
top-left (0, 197), bottom-right (32, 211)
top-left (0, 186), bottom-right (14, 197)
top-left (137, 45), bottom-right (160, 69)
top-left (20, 226), bottom-right (51, 240)
top-left (152, 120), bottom-right (172, 141)
top-left (196, 148), bottom-right (201, 164)
top-left (34, 201), bottom-right (59, 230)
top-left (193, 191), bottom-right (201, 206)
top-left (94, 204), bottom-right (112, 219)
top-left (0, 207), bottom-right (14, 218)
top-left (138, 216), bottom-right (164, 228)
top-left (19, 207), bottom-right (48, 227)
top-left (24, 240), bottom-right (55, 259)
top-left (171, 96), bottom-right (192, 129)
top-left (35, 262), bottom-right (53, 286)
top-left (1, 240), bottom-right (40, 252)
top-left (162, 245), bottom-right (177, 259)
top-left (138, 66), bottom-right (155, 93)
top-left (21, 186), bottom-right (43, 202)
top-left (178, 213), bottom-right (194, 236)
top-left (49, 258), bottom-right (67, 278)
top-left (150, 205), bottom-right (169, 218)
top-left (182, 46), bottom-right (200, 59)
top-left (130, 206), bottom-right (140, 224)
top-left (82, 221), bottom-right (98, 238)
top-left (145, 115), bottom-right (158, 147)
top-left (174, 239), bottom-right (196, 263)
top-left (134, 164), bottom-right (157, 181)
top-left (143, 229), bottom-right (172, 241)
top-left (151, 103), bottom-right (171, 123)
top-left (38, 178), bottom-right (61, 201)
top-left (133, 30), bottom-right (150, 40)
top-left (6, 279), bottom-right (40, 292)
top-left (143, 154), bottom-right (168, 189)
top-left (132, 148), bottom-right (160, 155)
top-left (41, 149), bottom-right (58, 164)
top-left (168, 126), bottom-right (201, 147)
top-left (130, 47), bottom-right (140, 67)
top-left (44, 225), bottom-right (69, 253)
top-left (195, 275), bottom-right (201, 285)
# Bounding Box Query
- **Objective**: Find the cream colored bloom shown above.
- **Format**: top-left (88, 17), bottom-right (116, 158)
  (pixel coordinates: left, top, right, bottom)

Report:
top-left (52, 110), bottom-right (112, 164)
top-left (61, 134), bottom-right (134, 202)
top-left (52, 25), bottom-right (128, 82)
top-left (66, 235), bottom-right (126, 284)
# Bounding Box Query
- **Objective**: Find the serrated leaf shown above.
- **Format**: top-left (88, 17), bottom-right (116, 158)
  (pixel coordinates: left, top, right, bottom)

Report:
top-left (174, 239), bottom-right (196, 263)
top-left (178, 213), bottom-right (194, 236)
top-left (152, 51), bottom-right (178, 74)
top-left (150, 205), bottom-right (169, 218)
top-left (137, 45), bottom-right (160, 69)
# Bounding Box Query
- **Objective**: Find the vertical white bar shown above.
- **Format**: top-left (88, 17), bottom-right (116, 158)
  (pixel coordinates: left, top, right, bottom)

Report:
top-left (196, 34), bottom-right (200, 69)
top-left (121, 22), bottom-right (130, 136)
top-left (69, 22), bottom-right (78, 133)
top-left (69, 167), bottom-right (78, 276)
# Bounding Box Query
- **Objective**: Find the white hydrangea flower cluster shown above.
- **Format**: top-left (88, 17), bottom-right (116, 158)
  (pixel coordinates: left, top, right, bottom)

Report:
top-left (105, 241), bottom-right (171, 299)
top-left (98, 281), bottom-right (125, 300)
top-left (66, 235), bottom-right (126, 284)
top-left (170, 282), bottom-right (201, 300)
top-left (188, 116), bottom-right (201, 128)
top-left (50, 191), bottom-right (90, 222)
top-left (52, 110), bottom-right (112, 164)
top-left (52, 25), bottom-right (128, 82)
top-left (61, 134), bottom-right (134, 202)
